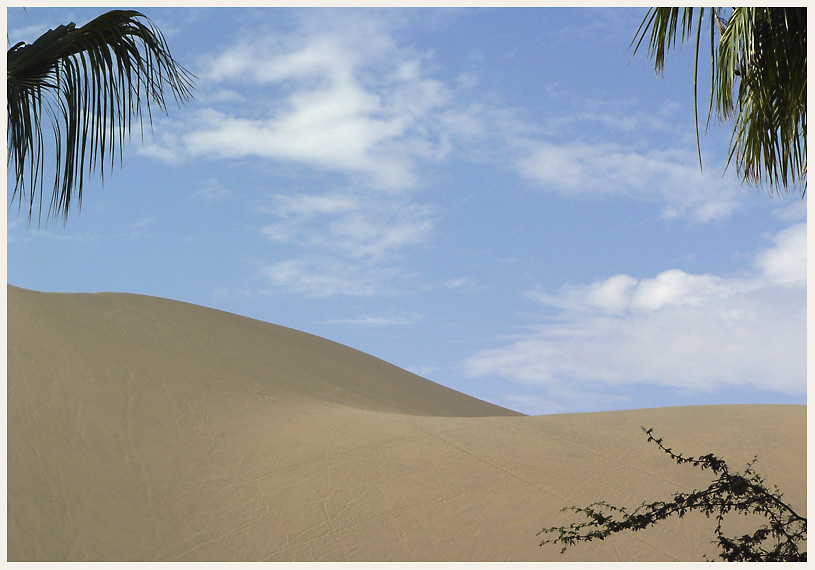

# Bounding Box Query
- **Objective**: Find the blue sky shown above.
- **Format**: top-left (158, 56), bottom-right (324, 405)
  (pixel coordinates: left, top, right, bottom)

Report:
top-left (7, 7), bottom-right (807, 415)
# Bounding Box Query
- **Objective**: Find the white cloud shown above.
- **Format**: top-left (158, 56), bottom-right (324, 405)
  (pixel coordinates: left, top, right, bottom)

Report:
top-left (188, 13), bottom-right (452, 300)
top-left (772, 199), bottom-right (807, 222)
top-left (464, 223), bottom-right (806, 399)
top-left (752, 223), bottom-right (806, 285)
top-left (13, 229), bottom-right (97, 243)
top-left (188, 178), bottom-right (231, 203)
top-left (443, 276), bottom-right (476, 290)
top-left (192, 88), bottom-right (246, 106)
top-left (516, 142), bottom-right (742, 222)
top-left (455, 71), bottom-right (478, 89)
top-left (321, 312), bottom-right (423, 326)
top-left (260, 191), bottom-right (435, 262)
top-left (259, 256), bottom-right (413, 297)
top-left (174, 17), bottom-right (463, 189)
top-left (255, 190), bottom-right (433, 297)
top-left (142, 12), bottom-right (750, 226)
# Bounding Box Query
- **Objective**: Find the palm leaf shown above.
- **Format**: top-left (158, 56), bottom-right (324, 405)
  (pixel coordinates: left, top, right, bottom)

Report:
top-left (7, 9), bottom-right (194, 222)
top-left (632, 7), bottom-right (806, 195)
top-left (632, 8), bottom-right (725, 172)
top-left (717, 8), bottom-right (807, 193)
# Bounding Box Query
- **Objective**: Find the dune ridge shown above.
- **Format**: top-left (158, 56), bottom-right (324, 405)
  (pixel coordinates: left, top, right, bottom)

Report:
top-left (7, 285), bottom-right (806, 561)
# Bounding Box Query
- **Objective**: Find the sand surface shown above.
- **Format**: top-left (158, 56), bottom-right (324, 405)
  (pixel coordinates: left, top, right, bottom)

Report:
top-left (7, 284), bottom-right (806, 561)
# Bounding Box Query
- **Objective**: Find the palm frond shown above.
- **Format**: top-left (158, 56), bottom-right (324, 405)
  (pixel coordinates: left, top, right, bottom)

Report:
top-left (716, 8), bottom-right (806, 194)
top-left (632, 8), bottom-right (725, 172)
top-left (7, 9), bottom-right (195, 223)
top-left (631, 7), bottom-right (697, 76)
top-left (632, 7), bottom-right (806, 195)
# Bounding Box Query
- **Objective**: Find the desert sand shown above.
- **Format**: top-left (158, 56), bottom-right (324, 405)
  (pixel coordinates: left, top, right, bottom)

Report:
top-left (7, 284), bottom-right (806, 561)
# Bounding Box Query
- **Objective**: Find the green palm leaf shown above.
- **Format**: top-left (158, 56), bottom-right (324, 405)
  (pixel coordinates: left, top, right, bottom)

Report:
top-left (7, 9), bottom-right (194, 222)
top-left (632, 7), bottom-right (806, 195)
top-left (717, 8), bottom-right (807, 192)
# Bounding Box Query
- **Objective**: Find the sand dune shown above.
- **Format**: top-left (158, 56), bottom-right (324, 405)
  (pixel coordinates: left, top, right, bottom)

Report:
top-left (7, 285), bottom-right (806, 561)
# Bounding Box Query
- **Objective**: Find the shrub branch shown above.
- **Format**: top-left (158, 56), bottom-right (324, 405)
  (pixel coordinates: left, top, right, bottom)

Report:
top-left (538, 426), bottom-right (806, 561)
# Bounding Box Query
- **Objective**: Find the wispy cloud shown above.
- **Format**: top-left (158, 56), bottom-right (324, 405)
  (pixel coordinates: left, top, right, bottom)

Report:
top-left (253, 188), bottom-right (435, 297)
top-left (321, 312), bottom-right (424, 326)
top-left (187, 177), bottom-right (232, 203)
top-left (463, 222), bottom-right (806, 403)
top-left (10, 228), bottom-right (97, 243)
top-left (144, 10), bottom-right (749, 226)
top-left (166, 13), bottom-right (464, 189)
top-left (259, 256), bottom-right (416, 298)
top-left (121, 217), bottom-right (154, 240)
top-left (516, 141), bottom-right (742, 222)
top-left (135, 10), bottom-right (784, 304)
top-left (260, 192), bottom-right (435, 261)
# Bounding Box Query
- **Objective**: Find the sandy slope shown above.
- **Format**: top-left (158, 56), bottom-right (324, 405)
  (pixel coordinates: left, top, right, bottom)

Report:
top-left (7, 285), bottom-right (806, 561)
